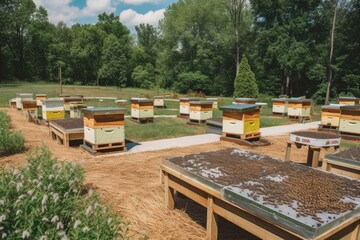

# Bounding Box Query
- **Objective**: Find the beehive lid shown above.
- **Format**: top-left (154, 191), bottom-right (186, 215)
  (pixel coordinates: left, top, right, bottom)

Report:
top-left (115, 99), bottom-right (127, 103)
top-left (189, 101), bottom-right (213, 106)
top-left (272, 98), bottom-right (288, 102)
top-left (206, 98), bottom-right (218, 101)
top-left (321, 105), bottom-right (341, 111)
top-left (70, 102), bottom-right (87, 108)
top-left (339, 96), bottom-right (358, 100)
top-left (340, 105), bottom-right (360, 112)
top-left (131, 98), bottom-right (153, 103)
top-left (290, 131), bottom-right (341, 147)
top-left (234, 98), bottom-right (256, 101)
top-left (18, 93), bottom-right (33, 98)
top-left (59, 94), bottom-right (71, 97)
top-left (288, 98), bottom-right (312, 103)
top-left (82, 107), bottom-right (126, 116)
top-left (43, 98), bottom-right (64, 104)
top-left (36, 94), bottom-right (47, 97)
top-left (153, 96), bottom-right (164, 99)
top-left (179, 97), bottom-right (201, 101)
top-left (220, 104), bottom-right (260, 112)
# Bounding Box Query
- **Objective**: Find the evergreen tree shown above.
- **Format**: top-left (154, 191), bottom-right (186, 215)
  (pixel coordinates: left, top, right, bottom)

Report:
top-left (233, 55), bottom-right (258, 98)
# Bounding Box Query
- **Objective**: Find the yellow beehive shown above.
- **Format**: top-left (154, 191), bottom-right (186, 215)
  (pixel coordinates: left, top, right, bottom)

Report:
top-left (234, 98), bottom-right (256, 104)
top-left (339, 97), bottom-right (359, 106)
top-left (179, 98), bottom-right (200, 115)
top-left (287, 99), bottom-right (312, 118)
top-left (272, 98), bottom-right (288, 115)
top-left (42, 98), bottom-right (65, 121)
top-left (220, 104), bottom-right (261, 137)
top-left (131, 98), bottom-right (154, 120)
top-left (339, 105), bottom-right (360, 135)
top-left (321, 105), bottom-right (341, 127)
top-left (189, 101), bottom-right (213, 121)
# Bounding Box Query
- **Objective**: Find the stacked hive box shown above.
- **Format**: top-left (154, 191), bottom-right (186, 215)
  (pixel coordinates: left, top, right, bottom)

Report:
top-left (189, 101), bottom-right (213, 122)
top-left (179, 98), bottom-right (200, 116)
top-left (206, 98), bottom-right (218, 109)
top-left (16, 93), bottom-right (33, 110)
top-left (153, 96), bottom-right (165, 108)
top-left (63, 97), bottom-right (83, 118)
top-left (131, 98), bottom-right (154, 121)
top-left (339, 96), bottom-right (359, 106)
top-left (339, 105), bottom-right (360, 135)
top-left (234, 98), bottom-right (256, 104)
top-left (220, 104), bottom-right (261, 139)
top-left (70, 103), bottom-right (87, 118)
top-left (36, 94), bottom-right (47, 106)
top-left (21, 99), bottom-right (38, 121)
top-left (42, 98), bottom-right (65, 121)
top-left (287, 99), bottom-right (312, 118)
top-left (272, 98), bottom-right (288, 115)
top-left (83, 107), bottom-right (125, 150)
top-left (321, 105), bottom-right (341, 128)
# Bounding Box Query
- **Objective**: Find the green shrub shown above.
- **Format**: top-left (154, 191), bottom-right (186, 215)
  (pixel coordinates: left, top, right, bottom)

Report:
top-left (0, 111), bottom-right (25, 156)
top-left (0, 146), bottom-right (129, 239)
top-left (233, 55), bottom-right (259, 98)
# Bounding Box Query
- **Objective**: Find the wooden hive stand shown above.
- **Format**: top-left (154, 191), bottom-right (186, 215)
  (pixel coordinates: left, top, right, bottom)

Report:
top-left (49, 118), bottom-right (84, 147)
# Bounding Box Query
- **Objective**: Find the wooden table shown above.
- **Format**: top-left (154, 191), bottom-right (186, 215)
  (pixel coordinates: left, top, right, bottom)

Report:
top-left (285, 131), bottom-right (341, 168)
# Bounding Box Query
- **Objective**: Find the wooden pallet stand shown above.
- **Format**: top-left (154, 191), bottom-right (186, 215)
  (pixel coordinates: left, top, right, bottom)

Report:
top-left (81, 140), bottom-right (126, 155)
top-left (322, 154), bottom-right (360, 179)
top-left (49, 118), bottom-right (84, 147)
top-left (186, 119), bottom-right (207, 125)
top-left (220, 132), bottom-right (270, 147)
top-left (131, 117), bottom-right (154, 124)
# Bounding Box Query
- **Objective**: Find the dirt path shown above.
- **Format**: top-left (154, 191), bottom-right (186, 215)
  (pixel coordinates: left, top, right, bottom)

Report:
top-left (1, 108), bottom-right (343, 239)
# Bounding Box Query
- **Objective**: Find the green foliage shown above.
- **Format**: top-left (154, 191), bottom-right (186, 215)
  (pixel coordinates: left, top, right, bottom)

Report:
top-left (0, 112), bottom-right (25, 156)
top-left (233, 55), bottom-right (259, 98)
top-left (131, 64), bottom-right (156, 89)
top-left (173, 71), bottom-right (209, 94)
top-left (0, 145), bottom-right (128, 239)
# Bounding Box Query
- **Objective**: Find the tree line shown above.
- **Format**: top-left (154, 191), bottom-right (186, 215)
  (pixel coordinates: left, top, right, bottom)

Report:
top-left (1, 0), bottom-right (359, 103)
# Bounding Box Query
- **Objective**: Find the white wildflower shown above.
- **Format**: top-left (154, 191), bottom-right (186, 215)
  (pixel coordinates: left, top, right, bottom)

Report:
top-left (2, 233), bottom-right (6, 239)
top-left (57, 222), bottom-right (64, 230)
top-left (41, 205), bottom-right (47, 213)
top-left (0, 200), bottom-right (5, 205)
top-left (31, 196), bottom-right (36, 201)
top-left (16, 182), bottom-right (23, 192)
top-left (18, 195), bottom-right (25, 201)
top-left (85, 206), bottom-right (92, 216)
top-left (52, 193), bottom-right (59, 203)
top-left (72, 189), bottom-right (78, 193)
top-left (61, 236), bottom-right (68, 240)
top-left (73, 220), bottom-right (81, 229)
top-left (42, 217), bottom-right (49, 222)
top-left (51, 215), bottom-right (59, 223)
top-left (36, 181), bottom-right (42, 188)
top-left (58, 231), bottom-right (68, 240)
top-left (13, 169), bottom-right (19, 175)
top-left (0, 226), bottom-right (3, 230)
top-left (48, 174), bottom-right (54, 179)
top-left (32, 179), bottom-right (38, 184)
top-left (68, 180), bottom-right (74, 186)
top-left (63, 192), bottom-right (69, 198)
top-left (0, 215), bottom-right (6, 222)
top-left (107, 218), bottom-right (112, 224)
top-left (39, 236), bottom-right (47, 240)
top-left (47, 183), bottom-right (52, 190)
top-left (82, 226), bottom-right (90, 233)
top-left (21, 230), bottom-right (30, 239)
top-left (16, 210), bottom-right (22, 216)
top-left (39, 175), bottom-right (43, 180)
top-left (41, 195), bottom-right (48, 205)
top-left (27, 190), bottom-right (34, 196)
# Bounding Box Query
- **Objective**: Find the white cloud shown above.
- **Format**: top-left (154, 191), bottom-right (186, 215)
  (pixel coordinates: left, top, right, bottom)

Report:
top-left (119, 9), bottom-right (165, 27)
top-left (120, 0), bottom-right (163, 5)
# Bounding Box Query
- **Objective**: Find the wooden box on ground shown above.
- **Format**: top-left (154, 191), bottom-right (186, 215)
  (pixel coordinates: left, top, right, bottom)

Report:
top-left (70, 103), bottom-right (87, 118)
top-left (287, 99), bottom-right (312, 118)
top-left (321, 105), bottom-right (341, 128)
top-left (339, 96), bottom-right (359, 106)
top-left (36, 94), bottom-right (47, 106)
top-left (189, 101), bottom-right (213, 123)
top-left (42, 98), bottom-right (65, 121)
top-left (161, 148), bottom-right (360, 240)
top-left (153, 96), bottom-right (165, 108)
top-left (207, 98), bottom-right (218, 109)
top-left (220, 104), bottom-right (260, 139)
top-left (83, 107), bottom-right (126, 150)
top-left (272, 98), bottom-right (288, 115)
top-left (339, 105), bottom-right (360, 135)
top-left (131, 98), bottom-right (154, 121)
top-left (179, 98), bottom-right (200, 116)
top-left (49, 118), bottom-right (84, 147)
top-left (323, 147), bottom-right (360, 179)
top-left (16, 93), bottom-right (33, 110)
top-left (234, 98), bottom-right (256, 104)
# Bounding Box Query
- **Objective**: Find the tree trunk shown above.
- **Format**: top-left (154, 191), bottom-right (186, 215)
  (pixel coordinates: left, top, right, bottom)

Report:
top-left (286, 75), bottom-right (290, 97)
top-left (325, 2), bottom-right (337, 105)
top-left (235, 28), bottom-right (240, 77)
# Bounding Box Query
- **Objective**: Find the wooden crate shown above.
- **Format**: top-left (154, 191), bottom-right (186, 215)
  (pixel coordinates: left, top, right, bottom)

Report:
top-left (36, 94), bottom-right (47, 106)
top-left (339, 105), bottom-right (360, 135)
top-left (321, 105), bottom-right (341, 127)
top-left (234, 98), bottom-right (256, 104)
top-left (153, 96), bottom-right (165, 107)
top-left (16, 93), bottom-right (33, 110)
top-left (339, 96), bottom-right (359, 106)
top-left (49, 118), bottom-right (84, 147)
top-left (42, 98), bottom-right (65, 121)
top-left (287, 99), bottom-right (311, 117)
top-left (272, 98), bottom-right (288, 115)
top-left (189, 101), bottom-right (213, 121)
top-left (131, 98), bottom-right (154, 120)
top-left (82, 107), bottom-right (126, 150)
top-left (179, 97), bottom-right (200, 115)
top-left (220, 104), bottom-right (261, 138)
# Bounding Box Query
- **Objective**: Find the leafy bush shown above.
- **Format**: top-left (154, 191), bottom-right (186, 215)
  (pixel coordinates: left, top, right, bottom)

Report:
top-left (0, 146), bottom-right (129, 239)
top-left (0, 112), bottom-right (25, 156)
top-left (233, 55), bottom-right (259, 98)
top-left (173, 71), bottom-right (209, 94)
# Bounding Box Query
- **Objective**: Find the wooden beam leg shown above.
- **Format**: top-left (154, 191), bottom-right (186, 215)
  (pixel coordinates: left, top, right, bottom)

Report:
top-left (307, 146), bottom-right (314, 166)
top-left (285, 142), bottom-right (292, 161)
top-left (164, 172), bottom-right (175, 210)
top-left (350, 224), bottom-right (359, 240)
top-left (64, 134), bottom-right (69, 147)
top-left (311, 146), bottom-right (321, 168)
top-left (206, 196), bottom-right (218, 240)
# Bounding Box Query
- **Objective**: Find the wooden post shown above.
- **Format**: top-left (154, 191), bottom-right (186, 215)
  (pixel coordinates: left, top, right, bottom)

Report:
top-left (206, 196), bottom-right (218, 240)
top-left (164, 172), bottom-right (175, 210)
top-left (59, 65), bottom-right (63, 95)
top-left (285, 142), bottom-right (292, 161)
top-left (307, 146), bottom-right (321, 168)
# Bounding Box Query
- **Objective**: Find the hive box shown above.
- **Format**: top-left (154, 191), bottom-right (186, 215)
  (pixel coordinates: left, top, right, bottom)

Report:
top-left (115, 99), bottom-right (127, 106)
top-left (83, 107), bottom-right (125, 149)
top-left (42, 98), bottom-right (65, 121)
top-left (131, 98), bottom-right (154, 120)
top-left (21, 100), bottom-right (38, 121)
top-left (9, 98), bottom-right (16, 108)
top-left (63, 97), bottom-right (84, 111)
top-left (179, 98), bottom-right (200, 115)
top-left (189, 101), bottom-right (213, 122)
top-left (153, 96), bottom-right (165, 108)
top-left (272, 98), bottom-right (288, 115)
top-left (339, 105), bottom-right (360, 135)
top-left (321, 105), bottom-right (341, 127)
top-left (70, 103), bottom-right (87, 118)
top-left (339, 96), bottom-right (359, 106)
top-left (206, 98), bottom-right (218, 109)
top-left (220, 104), bottom-right (261, 136)
top-left (287, 99), bottom-right (311, 117)
top-left (16, 93), bottom-right (33, 110)
top-left (234, 98), bottom-right (256, 104)
top-left (36, 94), bottom-right (47, 106)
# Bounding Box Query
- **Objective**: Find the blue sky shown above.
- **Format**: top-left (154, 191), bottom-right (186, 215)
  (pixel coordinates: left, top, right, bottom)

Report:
top-left (33, 0), bottom-right (177, 30)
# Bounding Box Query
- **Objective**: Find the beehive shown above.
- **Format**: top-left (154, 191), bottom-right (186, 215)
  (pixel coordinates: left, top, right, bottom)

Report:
top-left (9, 98), bottom-right (16, 108)
top-left (189, 101), bottom-right (213, 122)
top-left (272, 98), bottom-right (288, 115)
top-left (36, 94), bottom-right (47, 106)
top-left (321, 105), bottom-right (341, 127)
top-left (16, 93), bottom-right (33, 110)
top-left (115, 99), bottom-right (127, 106)
top-left (153, 96), bottom-right (165, 107)
top-left (63, 97), bottom-right (84, 111)
top-left (287, 99), bottom-right (312, 117)
top-left (220, 104), bottom-right (261, 137)
top-left (206, 98), bottom-right (218, 109)
top-left (21, 100), bottom-right (38, 121)
top-left (179, 98), bottom-right (200, 115)
top-left (42, 98), bottom-right (65, 121)
top-left (339, 105), bottom-right (360, 135)
top-left (131, 98), bottom-right (154, 120)
top-left (234, 98), bottom-right (256, 104)
top-left (83, 107), bottom-right (125, 149)
top-left (70, 103), bottom-right (87, 118)
top-left (339, 96), bottom-right (359, 106)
